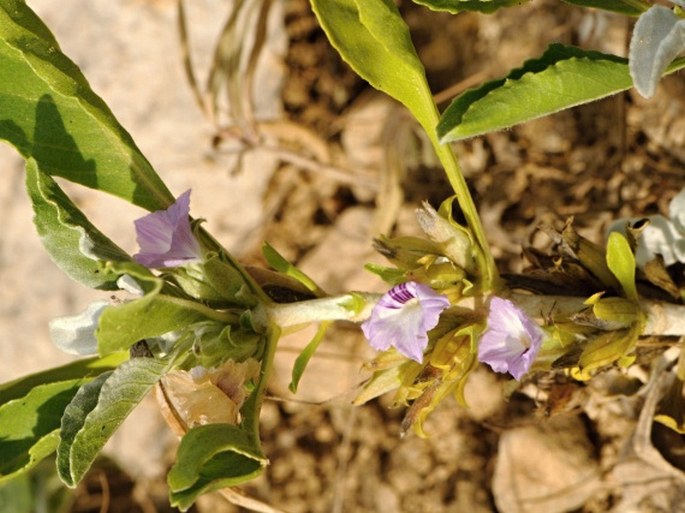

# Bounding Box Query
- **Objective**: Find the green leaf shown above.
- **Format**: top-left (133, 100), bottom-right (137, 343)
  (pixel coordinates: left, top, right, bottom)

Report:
top-left (185, 254), bottom-right (257, 306)
top-left (169, 327), bottom-right (279, 509)
top-left (592, 297), bottom-right (641, 329)
top-left (364, 263), bottom-right (406, 285)
top-left (168, 424), bottom-right (267, 511)
top-left (262, 242), bottom-right (323, 295)
top-left (0, 461), bottom-right (73, 513)
top-left (0, 473), bottom-right (32, 513)
top-left (170, 326), bottom-right (280, 510)
top-left (57, 357), bottom-right (168, 487)
top-left (560, 0), bottom-right (649, 16)
top-left (0, 354), bottom-right (127, 483)
top-left (0, 353), bottom-right (127, 406)
top-left (0, 0), bottom-right (173, 210)
top-left (438, 44), bottom-right (685, 142)
top-left (25, 161), bottom-right (131, 290)
top-left (606, 231), bottom-right (638, 302)
top-left (96, 263), bottom-right (223, 354)
top-left (577, 327), bottom-right (639, 378)
top-left (0, 382), bottom-right (78, 484)
top-left (310, 0), bottom-right (439, 139)
top-left (412, 0), bottom-right (530, 14)
top-left (289, 321), bottom-right (330, 393)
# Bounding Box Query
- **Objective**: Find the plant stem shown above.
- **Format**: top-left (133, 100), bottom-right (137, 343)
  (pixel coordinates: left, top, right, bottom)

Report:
top-left (431, 139), bottom-right (499, 291)
top-left (268, 292), bottom-right (685, 337)
top-left (267, 293), bottom-right (380, 327)
top-left (244, 325), bottom-right (280, 443)
top-left (415, 96), bottom-right (499, 291)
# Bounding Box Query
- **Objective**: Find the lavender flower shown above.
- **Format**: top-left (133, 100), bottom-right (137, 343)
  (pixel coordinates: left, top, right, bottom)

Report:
top-left (133, 189), bottom-right (202, 268)
top-left (361, 281), bottom-right (450, 363)
top-left (478, 297), bottom-right (543, 381)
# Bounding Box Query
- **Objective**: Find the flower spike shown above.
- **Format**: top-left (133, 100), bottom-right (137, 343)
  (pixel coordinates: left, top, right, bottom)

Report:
top-left (133, 189), bottom-right (202, 268)
top-left (478, 297), bottom-right (543, 381)
top-left (361, 281), bottom-right (450, 363)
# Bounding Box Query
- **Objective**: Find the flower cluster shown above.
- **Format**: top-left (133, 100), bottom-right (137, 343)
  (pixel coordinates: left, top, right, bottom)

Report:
top-left (361, 282), bottom-right (543, 380)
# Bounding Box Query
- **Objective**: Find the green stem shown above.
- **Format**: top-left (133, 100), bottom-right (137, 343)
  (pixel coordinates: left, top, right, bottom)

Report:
top-left (267, 292), bottom-right (380, 327)
top-left (163, 295), bottom-right (241, 324)
top-left (243, 324), bottom-right (280, 442)
top-left (425, 125), bottom-right (499, 292)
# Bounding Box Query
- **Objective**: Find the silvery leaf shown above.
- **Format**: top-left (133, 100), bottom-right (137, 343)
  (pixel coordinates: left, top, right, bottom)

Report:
top-left (629, 5), bottom-right (685, 98)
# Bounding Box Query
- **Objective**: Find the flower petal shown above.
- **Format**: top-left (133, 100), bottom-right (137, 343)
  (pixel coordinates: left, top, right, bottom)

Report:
top-left (608, 211), bottom-right (685, 267)
top-left (639, 215), bottom-right (685, 266)
top-left (669, 188), bottom-right (685, 233)
top-left (478, 297), bottom-right (543, 381)
top-left (629, 5), bottom-right (685, 98)
top-left (361, 281), bottom-right (450, 363)
top-left (49, 301), bottom-right (109, 355)
top-left (133, 190), bottom-right (202, 268)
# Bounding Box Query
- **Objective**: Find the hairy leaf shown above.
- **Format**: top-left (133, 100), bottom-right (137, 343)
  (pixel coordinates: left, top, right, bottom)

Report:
top-left (25, 161), bottom-right (130, 290)
top-left (629, 4), bottom-right (685, 98)
top-left (0, 353), bottom-right (127, 483)
top-left (0, 381), bottom-right (78, 483)
top-left (310, 0), bottom-right (439, 140)
top-left (95, 263), bottom-right (221, 354)
top-left (168, 424), bottom-right (267, 511)
top-left (0, 353), bottom-right (127, 406)
top-left (561, 0), bottom-right (649, 16)
top-left (412, 0), bottom-right (529, 14)
top-left (57, 358), bottom-right (168, 487)
top-left (577, 327), bottom-right (639, 378)
top-left (438, 44), bottom-right (685, 142)
top-left (0, 0), bottom-right (173, 210)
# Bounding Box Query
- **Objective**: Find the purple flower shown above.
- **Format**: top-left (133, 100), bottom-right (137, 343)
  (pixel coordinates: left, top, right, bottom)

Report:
top-left (361, 281), bottom-right (450, 363)
top-left (133, 190), bottom-right (202, 268)
top-left (478, 297), bottom-right (543, 381)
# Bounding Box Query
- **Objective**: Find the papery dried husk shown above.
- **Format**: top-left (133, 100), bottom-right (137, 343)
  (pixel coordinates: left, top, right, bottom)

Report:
top-left (156, 358), bottom-right (260, 436)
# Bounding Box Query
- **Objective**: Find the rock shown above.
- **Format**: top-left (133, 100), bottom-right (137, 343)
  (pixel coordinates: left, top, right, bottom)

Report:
top-left (492, 415), bottom-right (602, 513)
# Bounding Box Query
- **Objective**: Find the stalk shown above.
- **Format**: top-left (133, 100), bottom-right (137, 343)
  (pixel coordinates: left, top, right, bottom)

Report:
top-left (431, 138), bottom-right (500, 291)
top-left (416, 96), bottom-right (500, 291)
top-left (268, 292), bottom-right (685, 337)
